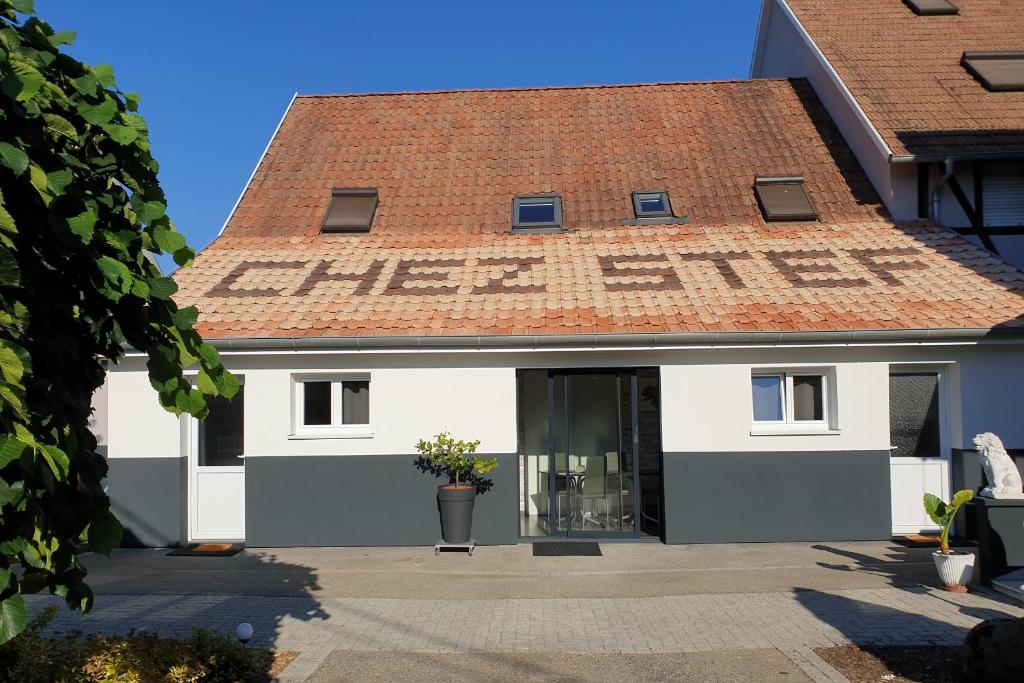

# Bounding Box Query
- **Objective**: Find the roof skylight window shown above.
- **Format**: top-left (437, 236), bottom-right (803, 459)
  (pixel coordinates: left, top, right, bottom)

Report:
top-left (754, 177), bottom-right (818, 222)
top-left (962, 51), bottom-right (1024, 92)
top-left (512, 194), bottom-right (562, 232)
top-left (902, 0), bottom-right (958, 16)
top-left (632, 191), bottom-right (673, 219)
top-left (322, 188), bottom-right (378, 233)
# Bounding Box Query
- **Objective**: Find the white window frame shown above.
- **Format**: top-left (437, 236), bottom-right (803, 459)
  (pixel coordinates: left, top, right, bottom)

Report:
top-left (750, 369), bottom-right (835, 435)
top-left (290, 373), bottom-right (372, 439)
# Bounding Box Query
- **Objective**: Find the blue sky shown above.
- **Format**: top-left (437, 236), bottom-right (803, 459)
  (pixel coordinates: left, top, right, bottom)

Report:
top-left (37, 1), bottom-right (763, 262)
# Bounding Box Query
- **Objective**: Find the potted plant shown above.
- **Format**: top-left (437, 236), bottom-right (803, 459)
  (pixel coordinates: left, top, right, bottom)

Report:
top-left (923, 489), bottom-right (975, 592)
top-left (415, 432), bottom-right (498, 544)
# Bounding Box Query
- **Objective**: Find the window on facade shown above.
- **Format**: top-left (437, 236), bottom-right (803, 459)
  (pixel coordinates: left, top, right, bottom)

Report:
top-left (632, 191), bottom-right (672, 219)
top-left (751, 372), bottom-right (828, 425)
top-left (754, 177), bottom-right (818, 222)
top-left (889, 372), bottom-right (940, 458)
top-left (961, 52), bottom-right (1024, 92)
top-left (198, 386), bottom-right (244, 466)
top-left (903, 0), bottom-right (958, 16)
top-left (322, 188), bottom-right (378, 232)
top-left (512, 194), bottom-right (562, 231)
top-left (296, 377), bottom-right (370, 433)
top-left (982, 162), bottom-right (1024, 227)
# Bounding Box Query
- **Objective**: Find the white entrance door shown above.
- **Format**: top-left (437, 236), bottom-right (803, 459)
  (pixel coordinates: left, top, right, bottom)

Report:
top-left (188, 385), bottom-right (245, 541)
top-left (888, 370), bottom-right (949, 534)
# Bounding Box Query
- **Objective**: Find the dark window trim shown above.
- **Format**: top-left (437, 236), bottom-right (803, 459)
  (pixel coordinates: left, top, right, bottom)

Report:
top-left (753, 176), bottom-right (819, 222)
top-left (961, 51), bottom-right (1024, 92)
top-left (902, 0), bottom-right (958, 16)
top-left (631, 190), bottom-right (673, 219)
top-left (322, 187), bottom-right (379, 233)
top-left (512, 193), bottom-right (563, 232)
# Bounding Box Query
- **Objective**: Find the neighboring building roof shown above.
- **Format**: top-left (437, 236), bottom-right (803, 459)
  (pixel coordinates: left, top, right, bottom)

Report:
top-left (784, 0), bottom-right (1024, 159)
top-left (173, 79), bottom-right (1024, 340)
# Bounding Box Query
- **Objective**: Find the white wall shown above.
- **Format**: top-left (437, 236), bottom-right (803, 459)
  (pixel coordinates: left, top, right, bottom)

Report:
top-left (107, 360), bottom-right (181, 458)
top-left (106, 342), bottom-right (1024, 462)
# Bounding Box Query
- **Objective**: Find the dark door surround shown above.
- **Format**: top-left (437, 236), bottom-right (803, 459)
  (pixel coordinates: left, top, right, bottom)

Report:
top-left (517, 367), bottom-right (664, 541)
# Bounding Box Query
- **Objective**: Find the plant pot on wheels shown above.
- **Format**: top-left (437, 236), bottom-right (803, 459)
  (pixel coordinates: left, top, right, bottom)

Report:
top-left (933, 550), bottom-right (975, 592)
top-left (437, 484), bottom-right (476, 544)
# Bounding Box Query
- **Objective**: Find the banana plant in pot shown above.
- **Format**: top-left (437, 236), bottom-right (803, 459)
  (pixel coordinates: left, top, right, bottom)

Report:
top-left (923, 489), bottom-right (975, 592)
top-left (415, 432), bottom-right (498, 544)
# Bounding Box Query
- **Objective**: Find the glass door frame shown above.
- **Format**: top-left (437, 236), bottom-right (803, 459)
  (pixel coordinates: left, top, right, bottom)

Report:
top-left (542, 368), bottom-right (643, 539)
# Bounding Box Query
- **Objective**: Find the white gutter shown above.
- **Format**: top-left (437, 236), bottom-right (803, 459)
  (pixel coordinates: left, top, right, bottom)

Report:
top-left (214, 91), bottom-right (298, 240)
top-left (767, 0), bottom-right (894, 162)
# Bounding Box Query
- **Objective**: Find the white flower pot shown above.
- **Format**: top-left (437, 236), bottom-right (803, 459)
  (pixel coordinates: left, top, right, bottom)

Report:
top-left (932, 550), bottom-right (975, 592)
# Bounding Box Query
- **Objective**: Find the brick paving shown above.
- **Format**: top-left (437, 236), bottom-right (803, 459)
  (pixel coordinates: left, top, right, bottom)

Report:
top-left (26, 585), bottom-right (1024, 654)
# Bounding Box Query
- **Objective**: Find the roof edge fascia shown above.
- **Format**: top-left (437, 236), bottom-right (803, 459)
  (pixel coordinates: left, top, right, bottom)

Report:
top-left (213, 91), bottom-right (298, 241)
top-left (194, 328), bottom-right (1024, 354)
top-left (770, 0), bottom-right (894, 163)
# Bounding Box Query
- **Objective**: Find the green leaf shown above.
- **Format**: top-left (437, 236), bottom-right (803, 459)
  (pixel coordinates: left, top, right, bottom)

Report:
top-left (45, 169), bottom-right (73, 195)
top-left (0, 199), bottom-right (13, 233)
top-left (197, 342), bottom-right (220, 367)
top-left (10, 0), bottom-right (35, 15)
top-left (0, 480), bottom-right (24, 508)
top-left (0, 143), bottom-right (29, 176)
top-left (172, 305), bottom-right (199, 329)
top-left (152, 224), bottom-right (186, 254)
top-left (39, 444), bottom-right (69, 479)
top-left (0, 436), bottom-right (27, 469)
top-left (97, 256), bottom-right (132, 293)
top-left (0, 594), bottom-right (28, 645)
top-left (28, 164), bottom-right (48, 199)
top-left (92, 63), bottom-right (115, 88)
top-left (951, 489), bottom-right (974, 509)
top-left (147, 276), bottom-right (177, 300)
top-left (0, 245), bottom-right (19, 286)
top-left (78, 98), bottom-right (117, 126)
top-left (67, 209), bottom-right (97, 243)
top-left (174, 388), bottom-right (206, 415)
top-left (87, 511), bottom-right (122, 556)
top-left (48, 29), bottom-right (76, 47)
top-left (43, 113), bottom-right (77, 140)
top-left (102, 123), bottom-right (137, 145)
top-left (123, 91), bottom-right (141, 111)
top-left (216, 370), bottom-right (240, 399)
top-left (133, 198), bottom-right (166, 224)
top-left (922, 493), bottom-right (947, 526)
top-left (0, 344), bottom-right (25, 383)
top-left (196, 368), bottom-right (216, 394)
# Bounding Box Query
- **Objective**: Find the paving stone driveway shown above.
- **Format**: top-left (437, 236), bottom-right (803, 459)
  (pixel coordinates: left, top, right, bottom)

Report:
top-left (21, 543), bottom-right (1024, 681)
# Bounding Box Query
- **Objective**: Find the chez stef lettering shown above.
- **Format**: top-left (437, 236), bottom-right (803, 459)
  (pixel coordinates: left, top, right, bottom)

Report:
top-left (206, 247), bottom-right (926, 298)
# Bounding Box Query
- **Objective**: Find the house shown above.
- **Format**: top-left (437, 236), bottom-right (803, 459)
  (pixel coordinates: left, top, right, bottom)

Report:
top-left (751, 0), bottom-right (1024, 268)
top-left (104, 79), bottom-right (1024, 548)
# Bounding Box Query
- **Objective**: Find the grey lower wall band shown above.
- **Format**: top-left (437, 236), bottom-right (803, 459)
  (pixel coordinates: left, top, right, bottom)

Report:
top-left (661, 450), bottom-right (892, 544)
top-left (106, 457), bottom-right (185, 548)
top-left (245, 453), bottom-right (519, 547)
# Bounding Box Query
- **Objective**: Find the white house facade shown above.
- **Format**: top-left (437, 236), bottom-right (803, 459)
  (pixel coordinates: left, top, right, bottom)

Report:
top-left (103, 36), bottom-right (1024, 547)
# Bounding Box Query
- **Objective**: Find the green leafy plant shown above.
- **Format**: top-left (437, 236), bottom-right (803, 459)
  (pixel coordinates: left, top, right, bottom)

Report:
top-left (415, 431), bottom-right (498, 487)
top-left (923, 489), bottom-right (974, 554)
top-left (0, 0), bottom-right (236, 642)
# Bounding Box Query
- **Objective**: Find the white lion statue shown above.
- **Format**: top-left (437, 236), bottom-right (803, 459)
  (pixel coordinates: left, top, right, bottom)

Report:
top-left (973, 433), bottom-right (1024, 499)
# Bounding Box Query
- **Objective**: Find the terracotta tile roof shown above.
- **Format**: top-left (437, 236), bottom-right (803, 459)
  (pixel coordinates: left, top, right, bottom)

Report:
top-left (784, 0), bottom-right (1024, 158)
top-left (175, 222), bottom-right (1024, 339)
top-left (173, 79), bottom-right (1024, 339)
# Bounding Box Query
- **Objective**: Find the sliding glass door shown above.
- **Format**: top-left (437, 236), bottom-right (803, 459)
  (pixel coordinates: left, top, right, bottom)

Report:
top-left (518, 369), bottom-right (662, 539)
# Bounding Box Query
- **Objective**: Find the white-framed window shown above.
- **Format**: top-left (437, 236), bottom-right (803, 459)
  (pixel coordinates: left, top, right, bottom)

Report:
top-left (751, 370), bottom-right (832, 432)
top-left (291, 374), bottom-right (371, 438)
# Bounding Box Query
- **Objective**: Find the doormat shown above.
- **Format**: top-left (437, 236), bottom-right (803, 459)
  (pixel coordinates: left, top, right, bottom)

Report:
top-left (533, 542), bottom-right (602, 557)
top-left (891, 535), bottom-right (975, 548)
top-left (167, 543), bottom-right (244, 557)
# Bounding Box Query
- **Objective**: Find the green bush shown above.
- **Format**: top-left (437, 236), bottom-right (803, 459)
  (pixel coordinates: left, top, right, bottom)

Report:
top-left (0, 606), bottom-right (273, 682)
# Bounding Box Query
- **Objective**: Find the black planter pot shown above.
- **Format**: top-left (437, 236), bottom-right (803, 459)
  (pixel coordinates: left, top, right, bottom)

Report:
top-left (437, 484), bottom-right (476, 544)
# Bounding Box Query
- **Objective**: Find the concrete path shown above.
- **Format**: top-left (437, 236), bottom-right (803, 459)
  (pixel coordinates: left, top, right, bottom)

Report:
top-left (23, 542), bottom-right (1024, 682)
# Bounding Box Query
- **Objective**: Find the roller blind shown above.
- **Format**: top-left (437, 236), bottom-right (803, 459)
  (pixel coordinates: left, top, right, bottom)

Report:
top-left (983, 162), bottom-right (1024, 227)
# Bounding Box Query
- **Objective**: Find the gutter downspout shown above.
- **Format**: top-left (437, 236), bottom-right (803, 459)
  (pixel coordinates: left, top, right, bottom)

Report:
top-left (930, 157), bottom-right (955, 221)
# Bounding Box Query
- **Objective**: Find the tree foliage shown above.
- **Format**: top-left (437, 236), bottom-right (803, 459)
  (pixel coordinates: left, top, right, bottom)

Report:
top-left (415, 432), bottom-right (497, 487)
top-left (0, 0), bottom-right (236, 642)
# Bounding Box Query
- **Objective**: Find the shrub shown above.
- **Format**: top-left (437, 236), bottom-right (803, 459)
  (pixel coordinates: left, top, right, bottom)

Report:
top-left (0, 607), bottom-right (271, 682)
